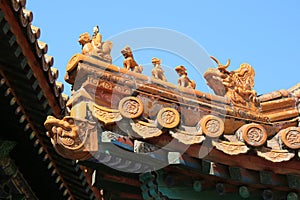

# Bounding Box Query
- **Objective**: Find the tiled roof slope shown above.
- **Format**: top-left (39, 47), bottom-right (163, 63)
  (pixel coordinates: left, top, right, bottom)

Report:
top-left (0, 0), bottom-right (96, 199)
top-left (289, 82), bottom-right (300, 98)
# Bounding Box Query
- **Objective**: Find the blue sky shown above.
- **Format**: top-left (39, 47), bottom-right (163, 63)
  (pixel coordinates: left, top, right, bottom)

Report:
top-left (26, 1), bottom-right (300, 96)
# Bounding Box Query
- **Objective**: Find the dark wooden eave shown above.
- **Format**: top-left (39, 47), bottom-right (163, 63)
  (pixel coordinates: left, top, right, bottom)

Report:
top-left (0, 0), bottom-right (96, 199)
top-left (80, 133), bottom-right (300, 199)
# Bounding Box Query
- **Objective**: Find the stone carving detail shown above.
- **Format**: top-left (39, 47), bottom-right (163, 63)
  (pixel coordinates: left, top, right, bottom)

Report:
top-left (121, 45), bottom-right (143, 73)
top-left (101, 131), bottom-right (123, 143)
top-left (213, 123), bottom-right (299, 161)
top-left (157, 107), bottom-right (180, 129)
top-left (170, 129), bottom-right (205, 145)
top-left (240, 123), bottom-right (268, 147)
top-left (257, 148), bottom-right (295, 162)
top-left (52, 26), bottom-right (300, 166)
top-left (134, 140), bottom-right (160, 153)
top-left (175, 65), bottom-right (196, 89)
top-left (78, 25), bottom-right (113, 63)
top-left (281, 127), bottom-right (300, 149)
top-left (88, 103), bottom-right (122, 125)
top-left (212, 140), bottom-right (249, 155)
top-left (200, 115), bottom-right (224, 138)
top-left (118, 96), bottom-right (144, 119)
top-left (151, 57), bottom-right (167, 81)
top-left (97, 79), bottom-right (113, 90)
top-left (204, 56), bottom-right (258, 108)
top-left (87, 77), bottom-right (131, 95)
top-left (44, 116), bottom-right (97, 160)
top-left (131, 120), bottom-right (162, 139)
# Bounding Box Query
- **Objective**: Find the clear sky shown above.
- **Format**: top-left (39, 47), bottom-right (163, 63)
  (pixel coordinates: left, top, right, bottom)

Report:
top-left (26, 0), bottom-right (300, 96)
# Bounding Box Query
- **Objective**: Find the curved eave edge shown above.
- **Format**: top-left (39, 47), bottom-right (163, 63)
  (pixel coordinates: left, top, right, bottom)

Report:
top-left (0, 0), bottom-right (68, 119)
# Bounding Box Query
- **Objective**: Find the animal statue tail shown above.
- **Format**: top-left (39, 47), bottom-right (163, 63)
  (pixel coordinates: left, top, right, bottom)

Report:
top-left (134, 65), bottom-right (143, 73)
top-left (191, 80), bottom-right (196, 89)
top-left (138, 65), bottom-right (143, 73)
top-left (102, 41), bottom-right (113, 53)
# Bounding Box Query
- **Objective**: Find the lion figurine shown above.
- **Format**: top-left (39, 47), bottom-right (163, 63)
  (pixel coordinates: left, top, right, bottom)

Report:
top-left (121, 45), bottom-right (143, 73)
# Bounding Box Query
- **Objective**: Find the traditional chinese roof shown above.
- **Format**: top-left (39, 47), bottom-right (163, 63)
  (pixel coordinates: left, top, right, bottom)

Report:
top-left (44, 43), bottom-right (300, 199)
top-left (0, 0), bottom-right (96, 199)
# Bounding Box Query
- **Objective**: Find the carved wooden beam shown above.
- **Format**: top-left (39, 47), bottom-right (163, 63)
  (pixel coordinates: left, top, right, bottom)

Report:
top-left (146, 134), bottom-right (300, 175)
top-left (229, 166), bottom-right (259, 184)
top-left (259, 171), bottom-right (287, 187)
top-left (0, 141), bottom-right (38, 199)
